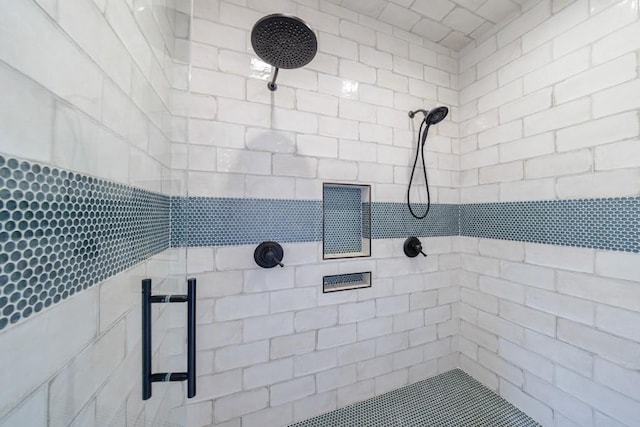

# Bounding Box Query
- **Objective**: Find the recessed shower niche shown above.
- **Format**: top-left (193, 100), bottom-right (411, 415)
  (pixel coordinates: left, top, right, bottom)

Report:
top-left (322, 183), bottom-right (371, 259)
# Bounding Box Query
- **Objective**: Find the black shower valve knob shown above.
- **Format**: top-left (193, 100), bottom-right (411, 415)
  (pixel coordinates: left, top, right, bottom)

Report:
top-left (254, 241), bottom-right (285, 268)
top-left (404, 237), bottom-right (427, 258)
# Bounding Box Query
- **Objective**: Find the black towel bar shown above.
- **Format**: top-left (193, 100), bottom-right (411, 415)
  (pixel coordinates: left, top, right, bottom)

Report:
top-left (142, 278), bottom-right (196, 400)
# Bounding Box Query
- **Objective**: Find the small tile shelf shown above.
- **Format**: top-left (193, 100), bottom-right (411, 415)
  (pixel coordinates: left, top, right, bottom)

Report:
top-left (322, 183), bottom-right (371, 259)
top-left (323, 272), bottom-right (372, 293)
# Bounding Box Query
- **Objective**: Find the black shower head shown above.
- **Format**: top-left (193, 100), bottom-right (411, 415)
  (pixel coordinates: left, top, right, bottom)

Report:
top-left (251, 13), bottom-right (317, 91)
top-left (408, 106), bottom-right (449, 125)
top-left (425, 106), bottom-right (448, 125)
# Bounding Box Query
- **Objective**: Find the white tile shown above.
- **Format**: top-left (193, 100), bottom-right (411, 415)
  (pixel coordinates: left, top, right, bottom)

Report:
top-left (192, 19), bottom-right (246, 52)
top-left (58, 0), bottom-right (132, 92)
top-left (49, 322), bottom-right (125, 427)
top-left (271, 288), bottom-right (317, 313)
top-left (523, 372), bottom-right (593, 426)
top-left (524, 329), bottom-right (593, 377)
top-left (294, 349), bottom-right (337, 376)
top-left (0, 1), bottom-right (103, 119)
top-left (558, 319), bottom-right (640, 369)
top-left (496, 1), bottom-right (550, 48)
top-left (318, 32), bottom-right (358, 60)
top-left (595, 251), bottom-right (640, 282)
top-left (499, 378), bottom-right (553, 426)
top-left (523, 48), bottom-right (590, 94)
top-left (555, 54), bottom-right (637, 104)
top-left (526, 288), bottom-right (595, 325)
top-left (341, 21), bottom-right (376, 46)
top-left (270, 377), bottom-right (316, 406)
top-left (478, 349), bottom-right (524, 386)
top-left (596, 305), bottom-right (640, 343)
top-left (556, 367), bottom-right (640, 426)
top-left (460, 73), bottom-right (498, 105)
top-left (243, 359), bottom-right (293, 389)
top-left (594, 358), bottom-right (640, 402)
top-left (244, 313), bottom-right (294, 342)
top-left (215, 294), bottom-right (269, 321)
top-left (557, 111), bottom-right (639, 152)
top-left (479, 276), bottom-right (525, 303)
top-left (0, 63), bottom-right (53, 163)
top-left (217, 98), bottom-right (270, 128)
top-left (595, 138), bottom-right (640, 170)
top-left (592, 21), bottom-right (640, 64)
top-left (460, 36), bottom-right (497, 73)
top-left (215, 341), bottom-right (269, 371)
top-left (498, 44), bottom-right (553, 86)
top-left (191, 68), bottom-right (245, 99)
top-left (317, 159), bottom-right (358, 180)
top-left (358, 46), bottom-right (392, 70)
top-left (214, 389), bottom-right (268, 423)
top-left (521, 0), bottom-right (589, 53)
top-left (292, 391), bottom-right (337, 422)
top-left (242, 405), bottom-right (292, 427)
top-left (556, 169), bottom-right (640, 199)
top-left (246, 128), bottom-right (295, 153)
top-left (592, 79), bottom-right (640, 118)
top-left (552, 0), bottom-right (638, 58)
top-left (271, 332), bottom-right (316, 359)
top-left (523, 98), bottom-right (590, 137)
top-left (477, 80), bottom-right (522, 113)
top-left (525, 150), bottom-right (592, 179)
top-left (0, 386), bottom-right (47, 427)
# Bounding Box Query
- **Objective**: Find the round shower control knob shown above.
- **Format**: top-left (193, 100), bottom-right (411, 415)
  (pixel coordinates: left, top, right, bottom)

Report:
top-left (254, 241), bottom-right (285, 268)
top-left (404, 237), bottom-right (427, 258)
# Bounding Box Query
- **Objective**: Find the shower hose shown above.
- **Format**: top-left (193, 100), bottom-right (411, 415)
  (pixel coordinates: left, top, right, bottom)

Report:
top-left (407, 118), bottom-right (431, 219)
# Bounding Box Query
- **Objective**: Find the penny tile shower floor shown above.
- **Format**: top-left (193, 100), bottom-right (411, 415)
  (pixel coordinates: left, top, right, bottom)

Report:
top-left (290, 369), bottom-right (540, 427)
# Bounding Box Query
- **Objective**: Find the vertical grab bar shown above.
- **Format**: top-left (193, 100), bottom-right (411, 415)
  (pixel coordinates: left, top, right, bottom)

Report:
top-left (142, 279), bottom-right (153, 400)
top-left (187, 278), bottom-right (196, 398)
top-left (142, 278), bottom-right (197, 400)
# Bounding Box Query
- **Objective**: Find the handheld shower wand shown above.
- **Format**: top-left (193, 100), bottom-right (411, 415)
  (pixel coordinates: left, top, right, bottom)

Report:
top-left (407, 106), bottom-right (449, 219)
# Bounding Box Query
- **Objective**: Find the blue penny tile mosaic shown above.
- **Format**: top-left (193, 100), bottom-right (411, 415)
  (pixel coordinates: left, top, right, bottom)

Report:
top-left (323, 185), bottom-right (366, 255)
top-left (290, 369), bottom-right (541, 427)
top-left (362, 202), bottom-right (371, 240)
top-left (372, 203), bottom-right (460, 239)
top-left (460, 198), bottom-right (639, 253)
top-left (323, 273), bottom-right (365, 285)
top-left (323, 272), bottom-right (370, 292)
top-left (176, 197), bottom-right (322, 247)
top-left (0, 155), bottom-right (170, 331)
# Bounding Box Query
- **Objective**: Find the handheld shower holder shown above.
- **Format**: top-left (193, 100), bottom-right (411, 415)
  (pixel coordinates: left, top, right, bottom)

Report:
top-left (408, 109), bottom-right (429, 119)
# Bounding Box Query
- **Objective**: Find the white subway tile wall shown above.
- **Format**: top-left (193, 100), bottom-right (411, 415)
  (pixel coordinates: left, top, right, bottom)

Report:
top-left (1, 0), bottom-right (640, 426)
top-left (457, 1), bottom-right (640, 425)
top-left (0, 0), bottom-right (190, 426)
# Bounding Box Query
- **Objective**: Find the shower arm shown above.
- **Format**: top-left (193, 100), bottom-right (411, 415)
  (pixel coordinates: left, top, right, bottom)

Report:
top-left (268, 67), bottom-right (279, 91)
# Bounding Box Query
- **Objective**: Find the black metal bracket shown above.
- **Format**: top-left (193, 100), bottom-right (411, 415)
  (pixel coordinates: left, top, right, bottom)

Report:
top-left (142, 278), bottom-right (196, 400)
top-left (404, 237), bottom-right (427, 258)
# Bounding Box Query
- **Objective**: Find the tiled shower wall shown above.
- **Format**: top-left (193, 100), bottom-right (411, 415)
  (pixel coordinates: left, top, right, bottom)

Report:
top-left (0, 1), bottom-right (190, 426)
top-left (457, 1), bottom-right (640, 426)
top-left (177, 1), bottom-right (462, 425)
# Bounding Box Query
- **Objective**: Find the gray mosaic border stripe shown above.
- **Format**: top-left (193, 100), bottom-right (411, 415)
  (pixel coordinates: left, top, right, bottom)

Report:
top-left (172, 198), bottom-right (459, 247)
top-left (372, 202), bottom-right (460, 239)
top-left (460, 198), bottom-right (639, 253)
top-left (0, 155), bottom-right (170, 331)
top-left (171, 197), bottom-right (323, 247)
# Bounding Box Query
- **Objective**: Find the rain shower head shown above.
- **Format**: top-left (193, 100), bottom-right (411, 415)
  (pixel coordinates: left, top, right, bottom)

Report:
top-left (251, 14), bottom-right (318, 91)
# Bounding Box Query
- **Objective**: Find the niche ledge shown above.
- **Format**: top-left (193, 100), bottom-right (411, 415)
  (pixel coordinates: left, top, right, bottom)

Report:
top-left (323, 272), bottom-right (372, 293)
